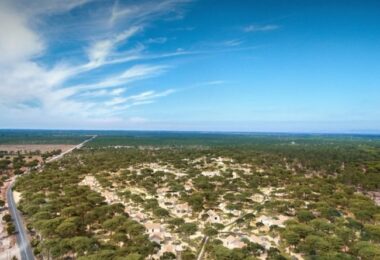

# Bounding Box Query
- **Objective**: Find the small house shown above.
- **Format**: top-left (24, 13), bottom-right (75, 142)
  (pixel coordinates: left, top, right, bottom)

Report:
top-left (223, 235), bottom-right (245, 249)
top-left (145, 222), bottom-right (162, 234)
top-left (207, 209), bottom-right (221, 223)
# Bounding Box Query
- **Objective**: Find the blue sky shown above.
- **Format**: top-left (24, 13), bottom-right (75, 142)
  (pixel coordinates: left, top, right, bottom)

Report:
top-left (0, 0), bottom-right (379, 133)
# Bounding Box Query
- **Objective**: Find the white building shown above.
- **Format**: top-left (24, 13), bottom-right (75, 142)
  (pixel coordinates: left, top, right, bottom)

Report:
top-left (207, 209), bottom-right (221, 223)
top-left (145, 222), bottom-right (163, 234)
top-left (175, 203), bottom-right (192, 217)
top-left (223, 235), bottom-right (246, 249)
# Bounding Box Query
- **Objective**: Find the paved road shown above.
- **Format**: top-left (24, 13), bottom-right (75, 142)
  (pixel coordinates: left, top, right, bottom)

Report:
top-left (6, 181), bottom-right (34, 260)
top-left (196, 236), bottom-right (208, 260)
top-left (46, 135), bottom-right (97, 163)
top-left (6, 135), bottom-right (96, 260)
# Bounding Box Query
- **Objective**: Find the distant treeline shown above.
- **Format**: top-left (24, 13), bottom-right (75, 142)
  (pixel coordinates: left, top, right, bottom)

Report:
top-left (2, 129), bottom-right (380, 146)
top-left (86, 132), bottom-right (380, 148)
top-left (84, 133), bottom-right (380, 190)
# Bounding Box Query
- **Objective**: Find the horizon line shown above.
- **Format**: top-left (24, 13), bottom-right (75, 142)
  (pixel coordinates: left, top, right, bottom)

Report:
top-left (1, 128), bottom-right (380, 136)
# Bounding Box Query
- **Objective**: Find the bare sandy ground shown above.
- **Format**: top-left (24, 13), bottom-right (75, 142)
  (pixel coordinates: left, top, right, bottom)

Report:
top-left (0, 238), bottom-right (20, 260)
top-left (0, 144), bottom-right (75, 153)
top-left (0, 206), bottom-right (20, 260)
top-left (13, 191), bottom-right (21, 204)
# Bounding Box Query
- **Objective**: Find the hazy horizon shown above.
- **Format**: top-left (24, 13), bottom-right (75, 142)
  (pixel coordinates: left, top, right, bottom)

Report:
top-left (1, 128), bottom-right (380, 136)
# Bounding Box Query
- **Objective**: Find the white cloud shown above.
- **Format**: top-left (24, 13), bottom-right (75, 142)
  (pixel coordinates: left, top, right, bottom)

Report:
top-left (109, 0), bottom-right (192, 25)
top-left (126, 89), bottom-right (175, 101)
top-left (105, 89), bottom-right (174, 107)
top-left (105, 97), bottom-right (128, 107)
top-left (0, 0), bottom-right (188, 127)
top-left (78, 88), bottom-right (126, 98)
top-left (13, 0), bottom-right (95, 16)
top-left (147, 37), bottom-right (168, 44)
top-left (199, 80), bottom-right (225, 86)
top-left (0, 2), bottom-right (44, 64)
top-left (244, 24), bottom-right (279, 32)
top-left (108, 89), bottom-right (175, 111)
top-left (223, 39), bottom-right (243, 47)
top-left (0, 0), bottom-right (99, 123)
top-left (70, 64), bottom-right (168, 91)
top-left (110, 88), bottom-right (126, 96)
top-left (85, 26), bottom-right (141, 69)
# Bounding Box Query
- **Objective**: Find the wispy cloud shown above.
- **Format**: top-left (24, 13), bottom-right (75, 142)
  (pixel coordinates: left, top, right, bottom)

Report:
top-left (14, 0), bottom-right (96, 16)
top-left (70, 64), bottom-right (168, 92)
top-left (199, 80), bottom-right (226, 86)
top-left (109, 89), bottom-right (175, 106)
top-left (109, 0), bottom-right (192, 25)
top-left (147, 37), bottom-right (168, 44)
top-left (77, 88), bottom-right (126, 98)
top-left (171, 26), bottom-right (195, 32)
top-left (0, 0), bottom-right (190, 125)
top-left (0, 0), bottom-right (248, 128)
top-left (223, 39), bottom-right (243, 47)
top-left (244, 24), bottom-right (279, 32)
top-left (84, 26), bottom-right (141, 70)
top-left (107, 89), bottom-right (176, 112)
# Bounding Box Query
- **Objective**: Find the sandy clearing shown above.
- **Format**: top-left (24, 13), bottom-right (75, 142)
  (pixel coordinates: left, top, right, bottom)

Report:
top-left (0, 210), bottom-right (20, 260)
top-left (13, 191), bottom-right (21, 204)
top-left (0, 241), bottom-right (20, 260)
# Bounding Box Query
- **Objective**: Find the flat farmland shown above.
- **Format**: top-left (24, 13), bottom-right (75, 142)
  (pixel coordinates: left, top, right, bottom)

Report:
top-left (0, 129), bottom-right (90, 145)
top-left (0, 144), bottom-right (75, 154)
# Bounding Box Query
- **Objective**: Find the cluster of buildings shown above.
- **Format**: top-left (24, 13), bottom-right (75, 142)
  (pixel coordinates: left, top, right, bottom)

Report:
top-left (144, 222), bottom-right (185, 258)
top-left (80, 175), bottom-right (190, 259)
top-left (156, 187), bottom-right (192, 219)
top-left (80, 159), bottom-right (291, 260)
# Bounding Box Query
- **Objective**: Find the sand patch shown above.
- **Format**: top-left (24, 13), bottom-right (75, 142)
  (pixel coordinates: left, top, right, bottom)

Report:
top-left (13, 191), bottom-right (21, 204)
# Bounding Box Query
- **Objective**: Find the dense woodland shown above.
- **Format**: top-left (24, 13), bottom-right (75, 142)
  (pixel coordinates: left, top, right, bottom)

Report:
top-left (7, 133), bottom-right (380, 259)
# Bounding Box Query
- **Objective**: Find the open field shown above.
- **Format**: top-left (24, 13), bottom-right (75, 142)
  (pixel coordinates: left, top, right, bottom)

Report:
top-left (0, 144), bottom-right (76, 154)
top-left (0, 129), bottom-right (90, 145)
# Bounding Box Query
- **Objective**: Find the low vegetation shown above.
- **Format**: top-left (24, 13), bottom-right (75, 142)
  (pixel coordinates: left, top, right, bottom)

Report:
top-left (11, 133), bottom-right (380, 259)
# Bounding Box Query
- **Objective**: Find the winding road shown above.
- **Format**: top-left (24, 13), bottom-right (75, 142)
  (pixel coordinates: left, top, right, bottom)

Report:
top-left (6, 135), bottom-right (96, 260)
